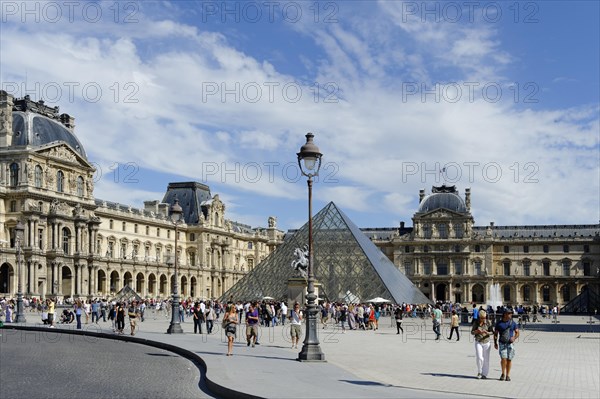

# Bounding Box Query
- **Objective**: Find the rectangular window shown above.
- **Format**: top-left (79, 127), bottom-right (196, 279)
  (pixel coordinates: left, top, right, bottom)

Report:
top-left (503, 245), bottom-right (509, 253)
top-left (454, 224), bottom-right (464, 239)
top-left (562, 261), bottom-right (570, 276)
top-left (438, 224), bottom-right (448, 239)
top-left (523, 261), bottom-right (531, 276)
top-left (38, 228), bottom-right (44, 250)
top-left (563, 245), bottom-right (569, 253)
top-left (157, 228), bottom-right (160, 237)
top-left (248, 242), bottom-right (253, 249)
top-left (108, 242), bottom-right (114, 258)
top-left (454, 260), bottom-right (462, 275)
top-left (583, 261), bottom-right (591, 276)
top-left (109, 220), bottom-right (114, 229)
top-left (423, 224), bottom-right (431, 239)
top-left (436, 262), bottom-right (447, 275)
top-left (475, 245), bottom-right (481, 253)
top-left (405, 245), bottom-right (410, 253)
top-left (523, 245), bottom-right (529, 253)
top-left (475, 261), bottom-right (482, 276)
top-left (190, 233), bottom-right (196, 241)
top-left (404, 262), bottom-right (412, 275)
top-left (248, 258), bottom-right (254, 270)
top-left (121, 243), bottom-right (127, 258)
top-left (584, 245), bottom-right (590, 253)
top-left (134, 224), bottom-right (138, 234)
top-left (122, 222), bottom-right (126, 232)
top-left (146, 226), bottom-right (149, 235)
top-left (543, 261), bottom-right (550, 276)
top-left (167, 230), bottom-right (171, 239)
top-left (543, 245), bottom-right (549, 253)
top-left (424, 260), bottom-right (432, 275)
top-left (190, 253), bottom-right (196, 267)
top-left (503, 261), bottom-right (511, 276)
top-left (9, 200), bottom-right (17, 213)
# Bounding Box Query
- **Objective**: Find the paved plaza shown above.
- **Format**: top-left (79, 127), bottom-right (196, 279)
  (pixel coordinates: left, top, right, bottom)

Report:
top-left (1, 312), bottom-right (599, 398)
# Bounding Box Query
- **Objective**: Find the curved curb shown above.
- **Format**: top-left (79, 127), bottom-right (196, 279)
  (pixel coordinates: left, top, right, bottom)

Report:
top-left (1, 325), bottom-right (263, 399)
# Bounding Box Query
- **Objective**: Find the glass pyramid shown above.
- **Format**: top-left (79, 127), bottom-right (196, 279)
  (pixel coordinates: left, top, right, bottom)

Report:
top-left (220, 202), bottom-right (431, 305)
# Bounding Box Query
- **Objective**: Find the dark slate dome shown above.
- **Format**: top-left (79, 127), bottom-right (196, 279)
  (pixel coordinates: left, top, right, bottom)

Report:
top-left (11, 111), bottom-right (87, 160)
top-left (418, 191), bottom-right (467, 213)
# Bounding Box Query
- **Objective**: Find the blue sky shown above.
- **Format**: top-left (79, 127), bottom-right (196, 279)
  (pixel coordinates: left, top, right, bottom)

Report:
top-left (1, 0), bottom-right (599, 231)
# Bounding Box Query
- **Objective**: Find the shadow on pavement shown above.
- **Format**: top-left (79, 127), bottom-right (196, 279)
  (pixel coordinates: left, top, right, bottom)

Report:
top-left (422, 372), bottom-right (478, 379)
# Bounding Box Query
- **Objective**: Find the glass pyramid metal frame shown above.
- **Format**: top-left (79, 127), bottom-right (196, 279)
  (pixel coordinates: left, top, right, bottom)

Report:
top-left (220, 202), bottom-right (432, 305)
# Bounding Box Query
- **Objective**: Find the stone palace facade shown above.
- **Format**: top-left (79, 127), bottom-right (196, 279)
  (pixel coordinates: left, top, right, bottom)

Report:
top-left (0, 91), bottom-right (283, 300)
top-left (365, 186), bottom-right (600, 307)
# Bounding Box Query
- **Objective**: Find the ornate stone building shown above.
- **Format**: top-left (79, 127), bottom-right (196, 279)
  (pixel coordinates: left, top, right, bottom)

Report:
top-left (364, 185), bottom-right (600, 307)
top-left (0, 92), bottom-right (283, 300)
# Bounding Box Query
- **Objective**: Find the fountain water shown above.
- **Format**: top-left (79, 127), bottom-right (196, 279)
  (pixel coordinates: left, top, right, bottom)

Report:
top-left (487, 283), bottom-right (503, 311)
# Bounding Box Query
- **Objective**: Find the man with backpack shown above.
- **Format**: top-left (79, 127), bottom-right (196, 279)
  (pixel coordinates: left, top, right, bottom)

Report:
top-left (494, 309), bottom-right (520, 381)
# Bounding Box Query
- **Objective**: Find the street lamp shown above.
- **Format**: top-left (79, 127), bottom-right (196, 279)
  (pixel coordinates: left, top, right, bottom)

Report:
top-left (296, 132), bottom-right (325, 362)
top-left (14, 221), bottom-right (26, 323)
top-left (167, 199), bottom-right (184, 334)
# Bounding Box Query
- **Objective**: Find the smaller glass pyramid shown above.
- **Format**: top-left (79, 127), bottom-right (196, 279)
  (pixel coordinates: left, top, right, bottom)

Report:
top-left (220, 202), bottom-right (431, 305)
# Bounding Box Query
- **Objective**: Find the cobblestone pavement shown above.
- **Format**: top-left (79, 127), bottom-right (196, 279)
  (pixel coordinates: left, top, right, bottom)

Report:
top-left (0, 330), bottom-right (214, 399)
top-left (3, 313), bottom-right (599, 399)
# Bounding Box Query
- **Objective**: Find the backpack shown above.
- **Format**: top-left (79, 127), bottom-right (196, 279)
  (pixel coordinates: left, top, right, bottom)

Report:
top-left (499, 321), bottom-right (515, 344)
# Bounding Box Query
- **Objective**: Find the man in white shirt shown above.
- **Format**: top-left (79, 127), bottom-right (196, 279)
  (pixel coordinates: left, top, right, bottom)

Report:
top-left (280, 302), bottom-right (288, 325)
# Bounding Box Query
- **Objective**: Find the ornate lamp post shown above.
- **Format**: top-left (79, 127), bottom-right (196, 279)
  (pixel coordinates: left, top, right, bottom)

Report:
top-left (297, 132), bottom-right (325, 362)
top-left (14, 221), bottom-right (26, 323)
top-left (167, 199), bottom-right (184, 334)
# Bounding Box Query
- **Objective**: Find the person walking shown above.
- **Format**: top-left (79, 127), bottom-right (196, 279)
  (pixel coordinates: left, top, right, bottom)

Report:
top-left (432, 304), bottom-right (443, 340)
top-left (47, 298), bottom-right (55, 328)
top-left (206, 304), bottom-right (215, 334)
top-left (128, 301), bottom-right (140, 336)
top-left (223, 305), bottom-right (239, 356)
top-left (193, 302), bottom-right (203, 334)
top-left (75, 299), bottom-right (83, 329)
top-left (471, 309), bottom-right (493, 379)
top-left (115, 302), bottom-right (126, 334)
top-left (290, 303), bottom-right (303, 349)
top-left (394, 305), bottom-right (404, 334)
top-left (448, 310), bottom-right (460, 341)
top-left (245, 303), bottom-right (259, 347)
top-left (494, 309), bottom-right (520, 381)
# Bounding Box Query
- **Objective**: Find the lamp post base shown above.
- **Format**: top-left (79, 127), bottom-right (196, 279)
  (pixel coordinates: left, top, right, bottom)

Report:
top-left (166, 323), bottom-right (184, 334)
top-left (15, 293), bottom-right (26, 323)
top-left (297, 344), bottom-right (326, 362)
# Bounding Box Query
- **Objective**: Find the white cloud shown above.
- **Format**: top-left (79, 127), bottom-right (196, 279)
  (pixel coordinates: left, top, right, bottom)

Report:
top-left (1, 1), bottom-right (597, 230)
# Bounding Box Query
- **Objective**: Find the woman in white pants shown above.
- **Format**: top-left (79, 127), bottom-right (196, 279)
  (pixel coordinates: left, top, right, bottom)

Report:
top-left (471, 309), bottom-right (494, 379)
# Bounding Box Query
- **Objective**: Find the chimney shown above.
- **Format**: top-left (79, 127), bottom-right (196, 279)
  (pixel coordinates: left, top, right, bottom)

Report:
top-left (400, 221), bottom-right (405, 229)
top-left (419, 189), bottom-right (425, 202)
top-left (0, 90), bottom-right (15, 147)
top-left (144, 200), bottom-right (159, 214)
top-left (490, 221), bottom-right (494, 227)
top-left (465, 188), bottom-right (471, 211)
top-left (60, 113), bottom-right (76, 131)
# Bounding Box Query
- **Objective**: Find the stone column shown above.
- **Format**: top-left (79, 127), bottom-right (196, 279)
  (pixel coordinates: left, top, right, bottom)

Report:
top-left (57, 264), bottom-right (63, 295)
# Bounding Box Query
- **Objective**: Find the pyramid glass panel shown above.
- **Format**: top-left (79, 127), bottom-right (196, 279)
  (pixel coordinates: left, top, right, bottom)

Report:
top-left (221, 202), bottom-right (431, 305)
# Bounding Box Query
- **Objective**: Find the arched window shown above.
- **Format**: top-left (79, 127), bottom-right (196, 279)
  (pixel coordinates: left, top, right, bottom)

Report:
top-left (34, 165), bottom-right (43, 188)
top-left (561, 285), bottom-right (571, 302)
top-left (9, 163), bottom-right (19, 187)
top-left (523, 285), bottom-right (531, 302)
top-left (57, 170), bottom-right (64, 192)
top-left (76, 176), bottom-right (84, 197)
top-left (542, 285), bottom-right (550, 302)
